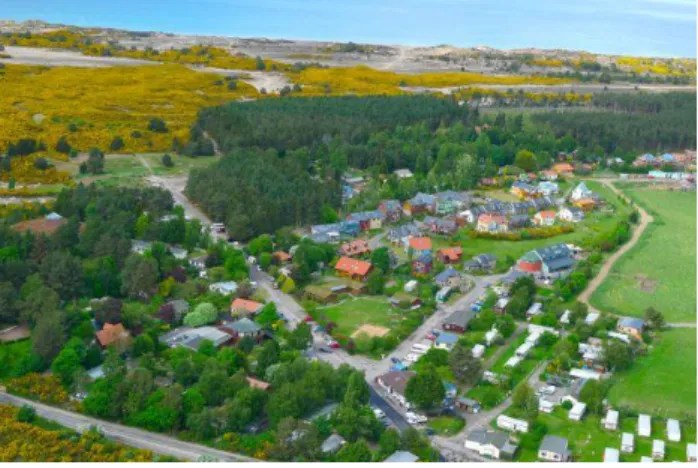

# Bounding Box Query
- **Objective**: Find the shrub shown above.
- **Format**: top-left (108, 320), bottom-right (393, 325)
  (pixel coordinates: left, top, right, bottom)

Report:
top-left (148, 118), bottom-right (168, 133)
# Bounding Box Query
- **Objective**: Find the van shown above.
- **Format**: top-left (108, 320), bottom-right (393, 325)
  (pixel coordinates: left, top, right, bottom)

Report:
top-left (411, 343), bottom-right (431, 354)
top-left (373, 408), bottom-right (386, 419)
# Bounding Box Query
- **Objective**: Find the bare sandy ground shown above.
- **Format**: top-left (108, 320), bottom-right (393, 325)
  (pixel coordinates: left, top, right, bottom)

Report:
top-left (188, 66), bottom-right (290, 92)
top-left (351, 324), bottom-right (390, 338)
top-left (0, 46), bottom-right (157, 67)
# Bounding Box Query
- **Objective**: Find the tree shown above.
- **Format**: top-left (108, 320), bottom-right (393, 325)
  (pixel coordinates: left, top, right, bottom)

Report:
top-left (94, 297), bottom-right (123, 325)
top-left (448, 342), bottom-right (483, 385)
top-left (337, 440), bottom-right (373, 462)
top-left (320, 204), bottom-right (339, 223)
top-left (344, 372), bottom-right (370, 406)
top-left (87, 148), bottom-right (105, 174)
top-left (366, 270), bottom-right (386, 295)
top-left (17, 405), bottom-right (36, 423)
top-left (51, 347), bottom-right (82, 387)
top-left (255, 56), bottom-right (266, 71)
top-left (603, 339), bottom-right (633, 371)
top-left (511, 383), bottom-right (538, 419)
top-left (183, 302), bottom-right (218, 327)
top-left (378, 429), bottom-right (401, 460)
top-left (404, 365), bottom-right (445, 411)
top-left (55, 136), bottom-right (72, 154)
top-left (0, 282), bottom-right (19, 324)
top-left (34, 157), bottom-right (49, 170)
top-left (257, 339), bottom-right (280, 375)
top-left (197, 365), bottom-right (229, 406)
top-left (162, 153), bottom-right (174, 167)
top-left (643, 307), bottom-right (665, 329)
top-left (148, 118), bottom-right (168, 133)
top-left (32, 310), bottom-right (65, 362)
top-left (121, 254), bottom-right (159, 299)
top-left (288, 322), bottom-right (313, 350)
top-left (370, 247), bottom-right (391, 272)
top-left (133, 334), bottom-right (155, 357)
top-left (110, 136), bottom-right (125, 151)
top-left (39, 251), bottom-right (83, 300)
top-left (579, 379), bottom-right (606, 415)
top-left (256, 302), bottom-right (279, 327)
top-left (514, 149), bottom-right (538, 172)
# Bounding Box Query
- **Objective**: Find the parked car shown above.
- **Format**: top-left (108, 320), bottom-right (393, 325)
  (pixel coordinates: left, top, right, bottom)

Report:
top-left (304, 316), bottom-right (314, 322)
top-left (372, 408), bottom-right (386, 419)
top-left (426, 333), bottom-right (437, 341)
top-left (318, 346), bottom-right (332, 353)
top-left (425, 428), bottom-right (435, 436)
top-left (390, 357), bottom-right (401, 364)
top-left (328, 341), bottom-right (340, 349)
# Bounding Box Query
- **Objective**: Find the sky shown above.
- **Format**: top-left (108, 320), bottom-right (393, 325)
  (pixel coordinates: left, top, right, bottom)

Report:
top-left (3, 0), bottom-right (697, 57)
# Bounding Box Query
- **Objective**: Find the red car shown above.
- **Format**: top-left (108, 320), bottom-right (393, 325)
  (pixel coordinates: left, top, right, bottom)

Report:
top-left (426, 333), bottom-right (436, 341)
top-left (328, 341), bottom-right (341, 349)
top-left (304, 316), bottom-right (314, 323)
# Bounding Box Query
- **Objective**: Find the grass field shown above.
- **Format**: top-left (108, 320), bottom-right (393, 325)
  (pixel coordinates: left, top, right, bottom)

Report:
top-left (0, 339), bottom-right (32, 379)
top-left (516, 407), bottom-right (696, 462)
top-left (590, 187), bottom-right (696, 323)
top-left (314, 296), bottom-right (402, 337)
top-left (607, 328), bottom-right (696, 419)
top-left (427, 416), bottom-right (465, 436)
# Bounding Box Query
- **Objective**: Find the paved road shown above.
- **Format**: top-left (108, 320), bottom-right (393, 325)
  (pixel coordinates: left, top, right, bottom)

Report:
top-left (0, 391), bottom-right (260, 462)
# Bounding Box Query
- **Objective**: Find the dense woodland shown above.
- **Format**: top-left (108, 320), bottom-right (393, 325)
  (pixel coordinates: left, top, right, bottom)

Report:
top-left (186, 93), bottom-right (695, 239)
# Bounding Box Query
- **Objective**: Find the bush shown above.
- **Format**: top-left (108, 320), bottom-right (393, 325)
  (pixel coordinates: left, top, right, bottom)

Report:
top-left (110, 136), bottom-right (124, 151)
top-left (162, 154), bottom-right (174, 167)
top-left (148, 118), bottom-right (168, 133)
top-left (33, 158), bottom-right (49, 170)
top-left (16, 405), bottom-right (36, 423)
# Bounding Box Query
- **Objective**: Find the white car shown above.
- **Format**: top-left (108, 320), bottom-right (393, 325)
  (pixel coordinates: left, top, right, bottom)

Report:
top-left (404, 353), bottom-right (420, 363)
top-left (372, 408), bottom-right (386, 419)
top-left (406, 412), bottom-right (428, 424)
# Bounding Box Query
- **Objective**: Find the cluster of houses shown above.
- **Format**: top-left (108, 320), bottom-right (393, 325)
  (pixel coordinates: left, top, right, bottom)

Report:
top-left (631, 150), bottom-right (696, 170)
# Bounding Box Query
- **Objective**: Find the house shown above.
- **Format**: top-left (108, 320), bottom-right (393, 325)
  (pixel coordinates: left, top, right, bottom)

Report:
top-left (411, 252), bottom-right (433, 276)
top-left (497, 415), bottom-right (529, 433)
top-left (477, 214), bottom-right (509, 233)
top-left (638, 414), bottom-right (652, 437)
top-left (335, 257), bottom-right (372, 281)
top-left (507, 214), bottom-right (530, 230)
top-left (437, 247), bottom-right (463, 264)
top-left (552, 163), bottom-right (575, 176)
top-left (404, 280), bottom-right (418, 292)
top-left (505, 356), bottom-right (522, 368)
top-left (494, 297), bottom-right (510, 313)
top-left (540, 170), bottom-right (558, 181)
top-left (573, 198), bottom-right (596, 212)
top-left (472, 343), bottom-right (486, 359)
top-left (570, 182), bottom-right (593, 201)
top-left (464, 253), bottom-right (497, 272)
top-left (511, 181), bottom-right (539, 199)
top-left (403, 193), bottom-right (435, 216)
top-left (434, 191), bottom-right (470, 215)
top-left (161, 299), bottom-right (190, 322)
top-left (538, 181), bottom-right (559, 196)
top-left (539, 399), bottom-right (555, 414)
top-left (434, 267), bottom-right (463, 288)
top-left (209, 281), bottom-right (239, 295)
top-left (11, 213), bottom-right (67, 236)
top-left (569, 402), bottom-right (587, 421)
top-left (585, 312), bottom-right (600, 325)
top-left (304, 285), bottom-right (337, 304)
top-left (384, 451), bottom-right (418, 463)
top-left (272, 251), bottom-right (292, 264)
top-left (434, 332), bottom-right (459, 351)
top-left (667, 419), bottom-right (681, 442)
top-left (387, 222), bottom-right (422, 246)
top-left (389, 292), bottom-right (422, 309)
top-left (640, 457), bottom-right (653, 463)
top-left (538, 435), bottom-right (570, 462)
top-left (230, 298), bottom-right (264, 316)
top-left (377, 371), bottom-right (415, 408)
top-left (485, 328), bottom-right (500, 346)
top-left (170, 247), bottom-right (188, 260)
top-left (347, 210), bottom-right (385, 231)
top-left (222, 317), bottom-right (263, 338)
top-left (96, 323), bottom-right (132, 349)
top-left (560, 309), bottom-right (571, 325)
top-left (604, 447), bottom-right (620, 463)
top-left (518, 243), bottom-right (575, 275)
top-left (131, 240), bottom-right (154, 255)
top-left (378, 200), bottom-right (403, 222)
top-left (570, 368), bottom-right (602, 381)
top-left (604, 409), bottom-right (619, 431)
top-left (617, 317), bottom-right (645, 340)
top-left (533, 210), bottom-right (556, 226)
top-left (526, 302), bottom-right (543, 319)
top-left (633, 153), bottom-right (656, 167)
top-left (621, 432), bottom-right (635, 453)
top-left (189, 254), bottom-right (209, 270)
top-left (408, 236), bottom-right (432, 254)
top-left (423, 216), bottom-right (457, 235)
top-left (159, 326), bottom-right (233, 351)
top-left (393, 168), bottom-right (414, 179)
top-left (456, 396), bottom-right (481, 413)
top-left (321, 434), bottom-right (346, 454)
top-left (443, 309), bottom-right (470, 333)
top-left (687, 443), bottom-right (697, 462)
top-left (339, 239), bottom-right (371, 257)
top-left (465, 429), bottom-right (518, 460)
top-left (558, 207), bottom-right (585, 223)
top-left (515, 342), bottom-right (534, 358)
top-left (652, 440), bottom-right (665, 460)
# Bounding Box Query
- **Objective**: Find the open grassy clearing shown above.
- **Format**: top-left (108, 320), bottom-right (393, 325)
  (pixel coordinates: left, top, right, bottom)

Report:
top-left (607, 328), bottom-right (696, 419)
top-left (314, 296), bottom-right (402, 337)
top-left (590, 187), bottom-right (696, 322)
top-left (427, 416), bottom-right (466, 436)
top-left (516, 407), bottom-right (696, 462)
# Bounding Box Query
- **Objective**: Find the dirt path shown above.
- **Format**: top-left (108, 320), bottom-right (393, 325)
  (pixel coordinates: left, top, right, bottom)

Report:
top-left (577, 179), bottom-right (653, 312)
top-left (202, 131), bottom-right (222, 156)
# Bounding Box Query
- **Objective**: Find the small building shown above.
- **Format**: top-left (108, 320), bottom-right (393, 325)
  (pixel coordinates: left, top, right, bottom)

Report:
top-left (686, 443), bottom-right (697, 462)
top-left (569, 402), bottom-right (587, 421)
top-left (230, 298), bottom-right (264, 316)
top-left (389, 292), bottom-right (422, 309)
top-left (222, 317), bottom-right (263, 338)
top-left (507, 214), bottom-right (530, 230)
top-left (423, 216), bottom-right (457, 235)
top-left (552, 163), bottom-right (575, 176)
top-left (621, 432), bottom-right (634, 453)
top-left (472, 344), bottom-right (486, 359)
top-left (159, 326), bottom-right (233, 351)
top-left (456, 396), bottom-right (481, 413)
top-left (335, 256), bottom-right (373, 281)
top-left (246, 376), bottom-right (271, 391)
top-left (465, 428), bottom-right (518, 460)
top-left (515, 342), bottom-right (534, 358)
top-left (209, 281), bottom-right (238, 295)
top-left (540, 170), bottom-right (558, 181)
top-left (558, 207), bottom-right (585, 223)
top-left (640, 456), bottom-right (654, 463)
top-left (162, 299), bottom-right (190, 322)
top-left (604, 447), bottom-right (620, 463)
top-left (377, 371), bottom-right (415, 408)
top-left (538, 435), bottom-right (570, 462)
top-left (604, 409), bottom-right (619, 431)
top-left (304, 285), bottom-right (337, 304)
top-left (272, 251), bottom-right (292, 264)
top-left (464, 253), bottom-right (497, 272)
top-left (434, 332), bottom-right (459, 351)
top-left (384, 451), bottom-right (418, 463)
top-left (404, 280), bottom-right (418, 292)
top-left (667, 418), bottom-right (681, 442)
top-left (505, 356), bottom-right (522, 368)
top-left (411, 252), bottom-right (433, 276)
top-left (347, 210), bottom-right (385, 231)
top-left (321, 434), bottom-right (346, 454)
top-left (539, 399), bottom-right (555, 414)
top-left (638, 414), bottom-right (652, 437)
top-left (408, 236), bottom-right (433, 254)
top-left (537, 181), bottom-right (559, 196)
top-left (434, 267), bottom-right (463, 288)
top-left (617, 317), bottom-right (645, 340)
top-left (518, 243), bottom-right (575, 275)
top-left (485, 328), bottom-right (500, 346)
top-left (573, 198), bottom-right (596, 212)
top-left (403, 193), bottom-right (435, 216)
top-left (95, 323), bottom-right (132, 350)
top-left (497, 415), bottom-right (529, 433)
top-left (443, 309), bottom-right (470, 333)
top-left (526, 302), bottom-right (543, 319)
top-left (494, 298), bottom-right (510, 313)
top-left (189, 254), bottom-right (209, 270)
top-left (560, 309), bottom-right (571, 325)
top-left (477, 214), bottom-right (509, 233)
top-left (533, 210), bottom-right (557, 226)
top-left (339, 239), bottom-right (371, 257)
top-left (570, 182), bottom-right (593, 201)
top-left (584, 312), bottom-right (600, 325)
top-left (393, 169), bottom-right (414, 179)
top-left (437, 247), bottom-right (463, 264)
top-left (378, 200), bottom-right (403, 222)
top-left (511, 181), bottom-right (540, 199)
top-left (652, 440), bottom-right (665, 460)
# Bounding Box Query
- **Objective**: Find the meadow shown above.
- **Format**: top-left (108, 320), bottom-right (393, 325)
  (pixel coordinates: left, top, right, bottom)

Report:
top-left (607, 328), bottom-right (696, 419)
top-left (590, 187), bottom-right (696, 322)
top-left (313, 296), bottom-right (399, 337)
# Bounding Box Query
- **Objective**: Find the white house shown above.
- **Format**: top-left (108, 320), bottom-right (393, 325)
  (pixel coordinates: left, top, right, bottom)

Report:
top-left (472, 344), bottom-right (486, 359)
top-left (558, 206), bottom-right (585, 223)
top-left (638, 414), bottom-right (652, 437)
top-left (584, 312), bottom-right (600, 325)
top-left (687, 443), bottom-right (697, 462)
top-left (569, 402), bottom-right (587, 421)
top-left (539, 399), bottom-right (555, 414)
top-left (667, 419), bottom-right (681, 442)
top-left (515, 342), bottom-right (534, 358)
top-left (404, 280), bottom-right (418, 292)
top-left (621, 433), bottom-right (635, 453)
top-left (652, 440), bottom-right (665, 461)
top-left (604, 447), bottom-right (620, 463)
top-left (538, 181), bottom-right (559, 196)
top-left (464, 429), bottom-right (518, 460)
top-left (526, 302), bottom-right (543, 319)
top-left (560, 309), bottom-right (571, 324)
top-left (604, 410), bottom-right (619, 431)
top-left (505, 356), bottom-right (522, 368)
top-left (485, 328), bottom-right (500, 346)
top-left (497, 415), bottom-right (529, 433)
top-left (607, 331), bottom-right (631, 344)
top-left (209, 281), bottom-right (238, 295)
top-left (571, 182), bottom-right (592, 201)
top-left (640, 456), bottom-right (654, 463)
top-left (570, 368), bottom-right (603, 380)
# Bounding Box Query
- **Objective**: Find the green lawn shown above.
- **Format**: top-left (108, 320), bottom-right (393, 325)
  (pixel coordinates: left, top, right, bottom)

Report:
top-left (0, 339), bottom-right (32, 379)
top-left (516, 407), bottom-right (696, 462)
top-left (590, 188), bottom-right (696, 323)
top-left (314, 296), bottom-right (402, 337)
top-left (608, 328), bottom-right (696, 419)
top-left (427, 416), bottom-right (465, 436)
